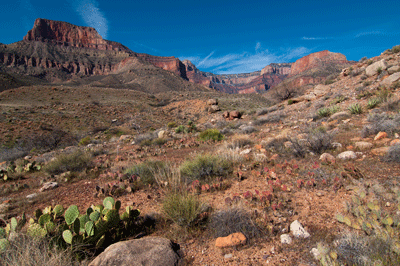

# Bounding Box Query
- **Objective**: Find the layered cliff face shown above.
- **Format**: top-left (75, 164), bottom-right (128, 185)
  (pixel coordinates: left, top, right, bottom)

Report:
top-left (23, 18), bottom-right (130, 52)
top-left (1, 18), bottom-right (188, 81)
top-left (182, 60), bottom-right (292, 94)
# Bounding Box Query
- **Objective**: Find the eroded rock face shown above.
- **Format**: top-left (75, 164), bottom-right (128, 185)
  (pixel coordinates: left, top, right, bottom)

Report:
top-left (182, 60), bottom-right (291, 93)
top-left (290, 50), bottom-right (348, 76)
top-left (24, 18), bottom-right (130, 52)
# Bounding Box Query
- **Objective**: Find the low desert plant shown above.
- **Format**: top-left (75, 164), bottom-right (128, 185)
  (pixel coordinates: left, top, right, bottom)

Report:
top-left (226, 135), bottom-right (253, 149)
top-left (179, 154), bottom-right (232, 183)
top-left (317, 107), bottom-right (330, 118)
top-left (175, 125), bottom-right (187, 134)
top-left (167, 122), bottom-right (177, 128)
top-left (209, 206), bottom-right (262, 239)
top-left (367, 97), bottom-right (381, 109)
top-left (348, 103), bottom-right (363, 114)
top-left (43, 150), bottom-right (92, 175)
top-left (384, 145), bottom-right (400, 162)
top-left (78, 136), bottom-right (91, 146)
top-left (162, 191), bottom-right (206, 228)
top-left (0, 234), bottom-right (85, 266)
top-left (253, 111), bottom-right (286, 125)
top-left (361, 113), bottom-right (400, 137)
top-left (198, 129), bottom-right (224, 141)
top-left (391, 45), bottom-right (400, 54)
top-left (125, 160), bottom-right (167, 186)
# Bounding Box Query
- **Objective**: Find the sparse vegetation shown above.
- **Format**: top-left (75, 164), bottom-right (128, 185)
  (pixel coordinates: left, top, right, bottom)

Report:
top-left (361, 113), bottom-right (400, 137)
top-left (162, 191), bottom-right (206, 228)
top-left (125, 160), bottom-right (167, 186)
top-left (198, 129), bottom-right (224, 141)
top-left (179, 154), bottom-right (232, 183)
top-left (43, 150), bottom-right (92, 175)
top-left (348, 103), bottom-right (363, 114)
top-left (367, 97), bottom-right (381, 109)
top-left (209, 206), bottom-right (262, 239)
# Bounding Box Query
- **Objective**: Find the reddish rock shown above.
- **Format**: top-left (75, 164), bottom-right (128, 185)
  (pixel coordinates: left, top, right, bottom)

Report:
top-left (215, 232), bottom-right (247, 248)
top-left (290, 50), bottom-right (348, 76)
top-left (374, 132), bottom-right (388, 141)
top-left (390, 139), bottom-right (400, 146)
top-left (24, 18), bottom-right (129, 52)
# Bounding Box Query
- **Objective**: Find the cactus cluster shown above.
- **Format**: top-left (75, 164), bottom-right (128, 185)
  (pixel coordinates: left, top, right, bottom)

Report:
top-left (0, 214), bottom-right (26, 252)
top-left (1, 197), bottom-right (141, 254)
top-left (0, 161), bottom-right (41, 182)
top-left (335, 188), bottom-right (400, 255)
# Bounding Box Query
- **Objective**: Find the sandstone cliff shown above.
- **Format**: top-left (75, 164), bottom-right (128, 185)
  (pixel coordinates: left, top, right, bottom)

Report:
top-left (24, 18), bottom-right (130, 52)
top-left (182, 60), bottom-right (291, 94)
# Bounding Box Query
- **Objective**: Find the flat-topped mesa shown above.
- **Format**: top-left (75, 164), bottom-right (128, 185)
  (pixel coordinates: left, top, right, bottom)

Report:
top-left (23, 18), bottom-right (130, 52)
top-left (137, 54), bottom-right (188, 79)
top-left (261, 63), bottom-right (292, 75)
top-left (290, 50), bottom-right (348, 76)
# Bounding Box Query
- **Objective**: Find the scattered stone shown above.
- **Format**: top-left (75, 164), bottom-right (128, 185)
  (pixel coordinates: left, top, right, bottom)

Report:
top-left (319, 153), bottom-right (335, 164)
top-left (381, 72), bottom-right (400, 86)
top-left (371, 147), bottom-right (390, 156)
top-left (332, 142), bottom-right (343, 150)
top-left (386, 202), bottom-right (391, 207)
top-left (240, 148), bottom-right (252, 155)
top-left (311, 248), bottom-right (320, 260)
top-left (365, 59), bottom-right (388, 76)
top-left (290, 220), bottom-right (310, 238)
top-left (328, 111), bottom-right (350, 122)
top-left (224, 254), bottom-right (233, 259)
top-left (374, 131), bottom-right (388, 141)
top-left (388, 66), bottom-right (400, 74)
top-left (208, 104), bottom-right (220, 113)
top-left (207, 99), bottom-right (218, 105)
top-left (390, 139), bottom-right (400, 146)
top-left (157, 130), bottom-right (168, 139)
top-left (280, 234), bottom-right (293, 244)
top-left (354, 141), bottom-right (373, 150)
top-left (89, 237), bottom-right (181, 266)
top-left (337, 151), bottom-right (357, 160)
top-left (215, 232), bottom-right (247, 248)
top-left (26, 193), bottom-right (37, 199)
top-left (39, 182), bottom-right (59, 192)
top-left (119, 135), bottom-right (132, 141)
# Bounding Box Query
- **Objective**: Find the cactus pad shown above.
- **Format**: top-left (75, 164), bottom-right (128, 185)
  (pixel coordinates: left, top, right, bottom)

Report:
top-left (0, 238), bottom-right (9, 252)
top-left (38, 214), bottom-right (52, 227)
top-left (10, 217), bottom-right (18, 232)
top-left (85, 221), bottom-right (95, 237)
top-left (53, 205), bottom-right (64, 217)
top-left (45, 221), bottom-right (57, 234)
top-left (89, 211), bottom-right (101, 222)
top-left (103, 197), bottom-right (115, 210)
top-left (27, 223), bottom-right (47, 238)
top-left (65, 205), bottom-right (79, 225)
top-left (62, 230), bottom-right (73, 244)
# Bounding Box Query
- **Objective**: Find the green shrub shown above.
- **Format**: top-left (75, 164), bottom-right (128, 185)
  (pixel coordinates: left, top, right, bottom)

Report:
top-left (348, 103), bottom-right (363, 114)
top-left (317, 107), bottom-right (330, 118)
top-left (162, 191), bottom-right (206, 228)
top-left (198, 129), bottom-right (224, 141)
top-left (180, 154), bottom-right (232, 183)
top-left (167, 122), bottom-right (177, 128)
top-left (125, 161), bottom-right (166, 186)
top-left (43, 150), bottom-right (92, 175)
top-left (391, 45), bottom-right (400, 53)
top-left (175, 125), bottom-right (187, 134)
top-left (324, 79), bottom-right (335, 85)
top-left (367, 97), bottom-right (381, 109)
top-left (377, 67), bottom-right (383, 75)
top-left (78, 136), bottom-right (91, 146)
top-left (287, 99), bottom-right (294, 105)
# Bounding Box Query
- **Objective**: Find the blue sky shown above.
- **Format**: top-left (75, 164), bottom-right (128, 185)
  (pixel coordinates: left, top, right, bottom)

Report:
top-left (1, 0), bottom-right (400, 74)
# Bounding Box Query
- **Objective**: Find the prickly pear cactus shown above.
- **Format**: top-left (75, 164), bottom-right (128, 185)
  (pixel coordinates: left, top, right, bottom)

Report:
top-left (103, 197), bottom-right (115, 210)
top-left (64, 205), bottom-right (79, 225)
top-left (62, 230), bottom-right (73, 244)
top-left (0, 238), bottom-right (9, 252)
top-left (89, 211), bottom-right (101, 222)
top-left (38, 214), bottom-right (52, 227)
top-left (27, 223), bottom-right (47, 238)
top-left (53, 205), bottom-right (64, 218)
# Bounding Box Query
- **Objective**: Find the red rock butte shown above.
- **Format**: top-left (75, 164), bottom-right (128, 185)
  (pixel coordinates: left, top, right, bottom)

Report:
top-left (23, 18), bottom-right (130, 52)
top-left (290, 50), bottom-right (348, 76)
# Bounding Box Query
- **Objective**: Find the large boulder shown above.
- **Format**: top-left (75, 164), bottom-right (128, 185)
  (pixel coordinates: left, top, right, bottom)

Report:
top-left (89, 237), bottom-right (181, 266)
top-left (365, 59), bottom-right (388, 76)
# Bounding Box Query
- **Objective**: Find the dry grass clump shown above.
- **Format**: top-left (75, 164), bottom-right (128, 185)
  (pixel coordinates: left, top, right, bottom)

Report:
top-left (0, 234), bottom-right (87, 266)
top-left (162, 191), bottom-right (207, 228)
top-left (43, 150), bottom-right (92, 175)
top-left (384, 145), bottom-right (400, 162)
top-left (125, 160), bottom-right (167, 186)
top-left (253, 110), bottom-right (286, 125)
top-left (226, 135), bottom-right (253, 149)
top-left (179, 154), bottom-right (232, 183)
top-left (208, 206), bottom-right (262, 239)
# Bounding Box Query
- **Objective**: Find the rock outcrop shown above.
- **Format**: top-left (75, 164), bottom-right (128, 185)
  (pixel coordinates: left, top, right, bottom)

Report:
top-left (182, 60), bottom-right (291, 93)
top-left (23, 18), bottom-right (130, 52)
top-left (290, 50), bottom-right (348, 76)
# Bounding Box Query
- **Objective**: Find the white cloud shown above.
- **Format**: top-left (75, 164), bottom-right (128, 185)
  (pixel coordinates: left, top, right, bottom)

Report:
top-left (302, 36), bottom-right (333, 40)
top-left (355, 31), bottom-right (383, 38)
top-left (73, 0), bottom-right (108, 38)
top-left (181, 43), bottom-right (311, 74)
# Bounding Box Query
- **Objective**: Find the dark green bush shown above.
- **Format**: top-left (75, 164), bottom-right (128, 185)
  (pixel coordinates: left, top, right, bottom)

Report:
top-left (198, 129), bottom-right (224, 141)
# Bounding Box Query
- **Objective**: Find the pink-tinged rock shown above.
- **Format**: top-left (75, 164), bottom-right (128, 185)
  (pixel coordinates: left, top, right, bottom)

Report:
top-left (365, 59), bottom-right (388, 76)
top-left (371, 147), bottom-right (390, 156)
top-left (355, 141), bottom-right (373, 150)
top-left (390, 139), bottom-right (400, 146)
top-left (374, 132), bottom-right (388, 141)
top-left (319, 153), bottom-right (336, 164)
top-left (215, 232), bottom-right (247, 248)
top-left (290, 51), bottom-right (348, 76)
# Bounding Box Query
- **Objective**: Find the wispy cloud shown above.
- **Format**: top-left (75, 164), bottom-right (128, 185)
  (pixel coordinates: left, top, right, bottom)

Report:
top-left (72, 0), bottom-right (108, 38)
top-left (355, 31), bottom-right (383, 38)
top-left (302, 36), bottom-right (334, 40)
top-left (180, 43), bottom-right (311, 74)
